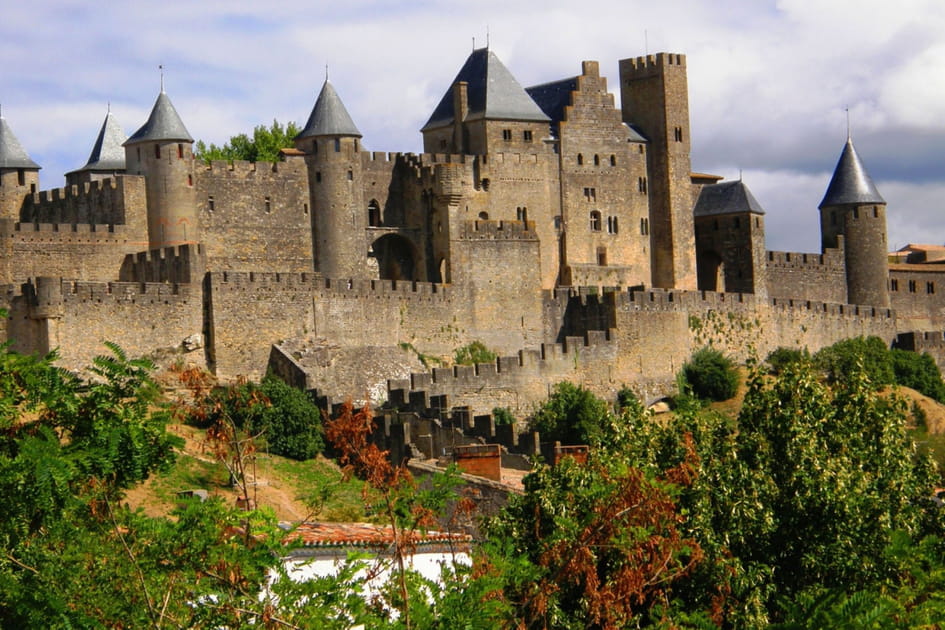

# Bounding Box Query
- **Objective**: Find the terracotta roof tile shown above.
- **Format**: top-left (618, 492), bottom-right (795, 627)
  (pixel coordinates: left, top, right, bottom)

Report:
top-left (284, 522), bottom-right (472, 550)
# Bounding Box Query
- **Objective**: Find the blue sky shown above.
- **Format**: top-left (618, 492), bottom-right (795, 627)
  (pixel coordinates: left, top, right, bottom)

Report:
top-left (2, 0), bottom-right (944, 252)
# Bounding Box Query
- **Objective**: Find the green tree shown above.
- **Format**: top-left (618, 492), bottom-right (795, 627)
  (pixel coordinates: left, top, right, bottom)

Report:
top-left (813, 335), bottom-right (894, 387)
top-left (196, 119), bottom-right (301, 164)
top-left (889, 348), bottom-right (945, 402)
top-left (681, 346), bottom-right (739, 401)
top-left (530, 381), bottom-right (612, 446)
top-left (453, 340), bottom-right (497, 366)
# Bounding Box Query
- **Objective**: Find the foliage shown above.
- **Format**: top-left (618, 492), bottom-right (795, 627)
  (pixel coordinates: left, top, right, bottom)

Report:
top-left (492, 406), bottom-right (515, 426)
top-left (195, 119), bottom-right (301, 164)
top-left (889, 348), bottom-right (945, 403)
top-left (681, 346), bottom-right (739, 401)
top-left (765, 346), bottom-right (810, 374)
top-left (453, 340), bottom-right (497, 366)
top-left (813, 335), bottom-right (894, 387)
top-left (530, 381), bottom-right (612, 446)
top-left (486, 442), bottom-right (710, 628)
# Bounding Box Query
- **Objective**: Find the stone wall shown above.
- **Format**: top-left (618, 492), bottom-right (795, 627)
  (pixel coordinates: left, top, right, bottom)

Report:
top-left (889, 266), bottom-right (945, 330)
top-left (764, 248), bottom-right (847, 303)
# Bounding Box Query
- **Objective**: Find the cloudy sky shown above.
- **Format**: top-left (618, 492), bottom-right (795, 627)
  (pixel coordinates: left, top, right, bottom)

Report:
top-left (2, 0), bottom-right (943, 253)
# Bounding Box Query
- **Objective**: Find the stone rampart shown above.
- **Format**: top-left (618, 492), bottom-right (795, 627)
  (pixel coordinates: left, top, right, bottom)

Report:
top-left (765, 248), bottom-right (847, 303)
top-left (21, 176), bottom-right (146, 232)
top-left (119, 243), bottom-right (206, 284)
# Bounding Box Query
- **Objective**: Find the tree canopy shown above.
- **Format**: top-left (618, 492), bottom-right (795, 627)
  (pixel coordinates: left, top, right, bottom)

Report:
top-left (196, 119), bottom-right (301, 163)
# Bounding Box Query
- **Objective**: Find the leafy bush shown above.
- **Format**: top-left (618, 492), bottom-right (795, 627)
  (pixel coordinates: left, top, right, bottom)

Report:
top-left (453, 341), bottom-right (497, 366)
top-left (530, 381), bottom-right (611, 445)
top-left (813, 336), bottom-right (894, 387)
top-left (889, 349), bottom-right (945, 403)
top-left (681, 347), bottom-right (739, 401)
top-left (766, 346), bottom-right (809, 374)
top-left (255, 376), bottom-right (324, 460)
top-left (492, 407), bottom-right (515, 426)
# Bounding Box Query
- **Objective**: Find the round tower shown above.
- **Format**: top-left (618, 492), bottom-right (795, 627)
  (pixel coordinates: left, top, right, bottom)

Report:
top-left (0, 113), bottom-right (41, 223)
top-left (818, 138), bottom-right (888, 307)
top-left (295, 79), bottom-right (367, 279)
top-left (123, 90), bottom-right (198, 249)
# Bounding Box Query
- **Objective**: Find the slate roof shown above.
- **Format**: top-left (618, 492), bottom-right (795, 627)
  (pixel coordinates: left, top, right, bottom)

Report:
top-left (422, 48), bottom-right (550, 131)
top-left (818, 138), bottom-right (885, 208)
top-left (125, 91), bottom-right (193, 145)
top-left (68, 110), bottom-right (127, 174)
top-left (296, 80), bottom-right (362, 139)
top-left (694, 180), bottom-right (766, 217)
top-left (0, 116), bottom-right (40, 169)
top-left (526, 77), bottom-right (577, 126)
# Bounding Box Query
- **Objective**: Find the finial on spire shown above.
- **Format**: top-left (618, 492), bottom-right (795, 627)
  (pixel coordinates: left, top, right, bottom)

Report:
top-left (159, 64), bottom-right (165, 93)
top-left (472, 36), bottom-right (475, 51)
top-left (107, 101), bottom-right (111, 114)
top-left (325, 64), bottom-right (329, 82)
top-left (486, 25), bottom-right (490, 48)
top-left (845, 106), bottom-right (851, 140)
top-left (739, 168), bottom-right (743, 182)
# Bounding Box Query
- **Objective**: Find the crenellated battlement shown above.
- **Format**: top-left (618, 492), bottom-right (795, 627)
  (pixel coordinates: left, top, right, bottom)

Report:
top-left (29, 177), bottom-right (120, 204)
top-left (622, 52), bottom-right (687, 74)
top-left (119, 243), bottom-right (206, 284)
top-left (459, 219), bottom-right (537, 240)
top-left (766, 248), bottom-right (844, 270)
top-left (208, 271), bottom-right (452, 301)
top-left (203, 158), bottom-right (308, 178)
top-left (20, 175), bottom-right (143, 228)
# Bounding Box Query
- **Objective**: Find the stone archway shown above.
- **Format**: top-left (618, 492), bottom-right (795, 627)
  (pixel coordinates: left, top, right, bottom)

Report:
top-left (697, 251), bottom-right (725, 292)
top-left (369, 234), bottom-right (416, 281)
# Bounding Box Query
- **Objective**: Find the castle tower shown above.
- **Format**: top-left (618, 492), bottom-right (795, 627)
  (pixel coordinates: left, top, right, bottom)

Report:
top-left (123, 89), bottom-right (197, 249)
top-left (819, 137), bottom-right (889, 307)
top-left (295, 79), bottom-right (367, 278)
top-left (693, 180), bottom-right (767, 297)
top-left (421, 48), bottom-right (551, 155)
top-left (619, 53), bottom-right (697, 290)
top-left (66, 108), bottom-right (127, 186)
top-left (0, 112), bottom-right (40, 223)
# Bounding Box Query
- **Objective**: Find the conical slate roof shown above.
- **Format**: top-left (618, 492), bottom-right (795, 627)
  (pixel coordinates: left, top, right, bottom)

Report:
top-left (0, 115), bottom-right (40, 169)
top-left (818, 138), bottom-right (884, 209)
top-left (124, 91), bottom-right (193, 145)
top-left (296, 80), bottom-right (361, 139)
top-left (68, 110), bottom-right (127, 174)
top-left (422, 48), bottom-right (550, 131)
top-left (694, 180), bottom-right (766, 217)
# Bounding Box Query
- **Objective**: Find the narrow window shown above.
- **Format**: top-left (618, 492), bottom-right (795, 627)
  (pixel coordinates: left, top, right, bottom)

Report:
top-left (481, 178), bottom-right (490, 191)
top-left (638, 177), bottom-right (647, 193)
top-left (577, 154), bottom-right (584, 165)
top-left (502, 129), bottom-right (512, 141)
top-left (674, 127), bottom-right (683, 142)
top-left (154, 144), bottom-right (161, 159)
top-left (583, 187), bottom-right (596, 201)
top-left (890, 279), bottom-right (898, 291)
top-left (303, 203), bottom-right (309, 215)
top-left (597, 247), bottom-right (607, 266)
top-left (853, 208), bottom-right (859, 219)
top-left (607, 216), bottom-right (619, 234)
top-left (590, 211), bottom-right (601, 232)
top-left (874, 206), bottom-right (879, 218)
top-left (136, 147), bottom-right (141, 161)
top-left (187, 174), bottom-right (193, 187)
top-left (610, 155), bottom-right (616, 166)
top-left (334, 138), bottom-right (341, 152)
top-left (516, 207), bottom-right (528, 222)
top-left (315, 172), bottom-right (322, 183)
top-left (909, 280), bottom-right (917, 293)
top-left (265, 196), bottom-right (271, 213)
top-left (177, 143), bottom-right (184, 159)
top-left (347, 170), bottom-right (353, 181)
top-left (755, 217), bottom-right (760, 228)
top-left (594, 154), bottom-right (600, 166)
top-left (640, 218), bottom-right (649, 235)
top-left (523, 130), bottom-right (533, 142)
top-left (928, 282), bottom-right (935, 294)
top-left (368, 200), bottom-right (381, 226)
top-left (208, 195), bottom-right (215, 212)
top-left (312, 140), bottom-right (318, 154)
top-left (638, 145), bottom-right (644, 154)
top-left (554, 215), bottom-right (562, 230)
top-left (17, 169), bottom-right (25, 186)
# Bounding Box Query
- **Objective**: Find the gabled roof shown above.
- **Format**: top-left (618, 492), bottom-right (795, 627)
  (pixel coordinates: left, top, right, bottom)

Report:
top-left (68, 110), bottom-right (126, 174)
top-left (422, 48), bottom-right (550, 131)
top-left (694, 180), bottom-right (766, 217)
top-left (124, 91), bottom-right (193, 145)
top-left (0, 115), bottom-right (40, 169)
top-left (818, 138), bottom-right (884, 208)
top-left (296, 80), bottom-right (361, 140)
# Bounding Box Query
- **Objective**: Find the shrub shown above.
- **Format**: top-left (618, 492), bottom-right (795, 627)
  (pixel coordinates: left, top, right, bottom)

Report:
top-left (530, 381), bottom-right (611, 445)
top-left (492, 407), bottom-right (515, 426)
top-left (256, 376), bottom-right (324, 460)
top-left (890, 349), bottom-right (945, 403)
top-left (681, 347), bottom-right (739, 401)
top-left (453, 341), bottom-right (497, 366)
top-left (766, 346), bottom-right (809, 374)
top-left (813, 336), bottom-right (894, 387)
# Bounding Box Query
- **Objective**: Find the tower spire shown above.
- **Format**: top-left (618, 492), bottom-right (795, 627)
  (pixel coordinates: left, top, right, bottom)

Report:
top-left (159, 64), bottom-right (165, 93)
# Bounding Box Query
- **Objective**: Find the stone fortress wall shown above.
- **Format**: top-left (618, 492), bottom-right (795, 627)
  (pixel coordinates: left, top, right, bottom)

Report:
top-left (2, 45), bottom-right (945, 424)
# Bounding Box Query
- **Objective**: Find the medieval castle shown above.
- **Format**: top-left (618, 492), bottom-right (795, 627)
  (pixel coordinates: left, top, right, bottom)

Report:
top-left (2, 48), bottom-right (943, 418)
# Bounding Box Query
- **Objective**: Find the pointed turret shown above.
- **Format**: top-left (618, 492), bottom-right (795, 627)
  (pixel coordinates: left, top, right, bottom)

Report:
top-left (124, 91), bottom-right (193, 145)
top-left (422, 48), bottom-right (550, 153)
top-left (296, 80), bottom-right (361, 141)
top-left (66, 109), bottom-right (127, 185)
top-left (297, 78), bottom-right (367, 279)
top-left (818, 137), bottom-right (884, 209)
top-left (0, 112), bottom-right (40, 222)
top-left (124, 88), bottom-right (197, 249)
top-left (818, 137), bottom-right (889, 306)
